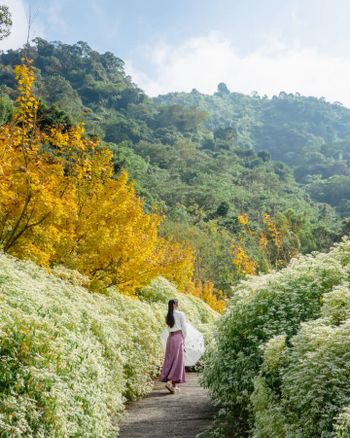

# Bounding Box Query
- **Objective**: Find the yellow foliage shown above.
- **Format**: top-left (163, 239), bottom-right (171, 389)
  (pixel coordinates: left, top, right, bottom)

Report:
top-left (237, 213), bottom-right (249, 225)
top-left (263, 212), bottom-right (282, 249)
top-left (259, 232), bottom-right (268, 249)
top-left (232, 244), bottom-right (257, 275)
top-left (232, 211), bottom-right (300, 278)
top-left (0, 61), bottom-right (194, 295)
top-left (187, 279), bottom-right (226, 313)
top-left (156, 238), bottom-right (195, 292)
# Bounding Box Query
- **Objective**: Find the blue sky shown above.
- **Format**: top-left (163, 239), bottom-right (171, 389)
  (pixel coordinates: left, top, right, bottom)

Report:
top-left (2, 0), bottom-right (350, 105)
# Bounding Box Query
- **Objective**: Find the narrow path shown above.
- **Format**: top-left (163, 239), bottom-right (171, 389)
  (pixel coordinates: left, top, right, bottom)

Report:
top-left (118, 372), bottom-right (216, 438)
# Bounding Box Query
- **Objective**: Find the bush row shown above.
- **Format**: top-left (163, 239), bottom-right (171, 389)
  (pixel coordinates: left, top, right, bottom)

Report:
top-left (202, 238), bottom-right (350, 437)
top-left (0, 253), bottom-right (217, 437)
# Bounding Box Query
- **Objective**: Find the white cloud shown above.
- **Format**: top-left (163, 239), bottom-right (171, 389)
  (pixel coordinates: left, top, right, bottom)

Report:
top-left (90, 0), bottom-right (119, 42)
top-left (46, 0), bottom-right (67, 35)
top-left (126, 32), bottom-right (350, 107)
top-left (0, 0), bottom-right (44, 51)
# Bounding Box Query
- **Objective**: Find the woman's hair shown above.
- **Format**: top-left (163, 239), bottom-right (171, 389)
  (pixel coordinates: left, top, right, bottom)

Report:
top-left (166, 299), bottom-right (178, 328)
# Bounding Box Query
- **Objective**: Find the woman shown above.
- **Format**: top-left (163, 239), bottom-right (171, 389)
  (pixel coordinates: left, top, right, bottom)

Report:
top-left (160, 299), bottom-right (187, 394)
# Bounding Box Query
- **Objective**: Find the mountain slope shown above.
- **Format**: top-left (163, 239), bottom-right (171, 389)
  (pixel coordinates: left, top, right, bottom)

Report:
top-left (0, 40), bottom-right (345, 292)
top-left (156, 87), bottom-right (350, 215)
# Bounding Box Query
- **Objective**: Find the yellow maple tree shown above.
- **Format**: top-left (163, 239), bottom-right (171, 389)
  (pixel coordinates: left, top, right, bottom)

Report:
top-left (0, 62), bottom-right (76, 265)
top-left (0, 60), bottom-right (194, 295)
top-left (187, 279), bottom-right (226, 313)
top-left (232, 244), bottom-right (257, 276)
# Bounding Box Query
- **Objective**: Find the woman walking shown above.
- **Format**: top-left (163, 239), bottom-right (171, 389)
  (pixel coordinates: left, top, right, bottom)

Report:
top-left (160, 299), bottom-right (187, 394)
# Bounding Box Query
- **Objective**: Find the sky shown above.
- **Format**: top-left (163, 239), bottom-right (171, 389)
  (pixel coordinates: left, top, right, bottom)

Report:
top-left (1, 0), bottom-right (350, 106)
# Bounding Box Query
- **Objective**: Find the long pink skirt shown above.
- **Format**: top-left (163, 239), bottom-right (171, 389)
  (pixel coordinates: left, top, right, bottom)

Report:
top-left (160, 331), bottom-right (186, 383)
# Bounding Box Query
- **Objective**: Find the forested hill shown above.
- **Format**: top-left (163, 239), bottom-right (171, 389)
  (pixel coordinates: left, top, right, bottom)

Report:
top-left (157, 85), bottom-right (350, 166)
top-left (156, 86), bottom-right (350, 216)
top-left (0, 39), bottom-right (349, 294)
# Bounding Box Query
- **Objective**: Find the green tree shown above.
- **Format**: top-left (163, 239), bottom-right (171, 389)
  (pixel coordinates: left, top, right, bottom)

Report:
top-left (0, 5), bottom-right (12, 40)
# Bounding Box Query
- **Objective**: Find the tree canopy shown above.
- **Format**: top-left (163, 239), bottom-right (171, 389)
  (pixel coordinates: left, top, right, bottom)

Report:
top-left (0, 39), bottom-right (348, 297)
top-left (0, 5), bottom-right (12, 41)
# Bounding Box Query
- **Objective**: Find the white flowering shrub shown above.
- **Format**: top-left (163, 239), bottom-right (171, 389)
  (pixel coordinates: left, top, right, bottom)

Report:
top-left (0, 253), bottom-right (217, 437)
top-left (52, 264), bottom-right (90, 288)
top-left (253, 316), bottom-right (350, 437)
top-left (321, 283), bottom-right (350, 325)
top-left (335, 407), bottom-right (350, 437)
top-left (201, 238), bottom-right (350, 436)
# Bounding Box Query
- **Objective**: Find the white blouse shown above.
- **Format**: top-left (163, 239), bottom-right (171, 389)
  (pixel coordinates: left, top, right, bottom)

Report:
top-left (168, 310), bottom-right (187, 338)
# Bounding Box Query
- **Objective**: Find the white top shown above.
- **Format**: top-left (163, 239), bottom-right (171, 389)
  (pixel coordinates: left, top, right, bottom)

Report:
top-left (168, 310), bottom-right (187, 338)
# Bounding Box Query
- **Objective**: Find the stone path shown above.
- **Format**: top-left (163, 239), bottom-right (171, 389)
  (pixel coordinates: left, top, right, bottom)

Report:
top-left (118, 372), bottom-right (216, 438)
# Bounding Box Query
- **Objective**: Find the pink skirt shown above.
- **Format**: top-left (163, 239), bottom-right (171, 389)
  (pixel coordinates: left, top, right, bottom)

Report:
top-left (160, 331), bottom-right (186, 383)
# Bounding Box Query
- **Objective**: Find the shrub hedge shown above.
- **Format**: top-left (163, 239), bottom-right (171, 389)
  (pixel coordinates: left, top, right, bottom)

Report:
top-left (202, 238), bottom-right (350, 437)
top-left (0, 253), bottom-right (217, 437)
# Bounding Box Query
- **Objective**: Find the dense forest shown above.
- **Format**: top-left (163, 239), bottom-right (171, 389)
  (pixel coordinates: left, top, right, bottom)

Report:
top-left (1, 39), bottom-right (349, 298)
top-left (158, 85), bottom-right (350, 216)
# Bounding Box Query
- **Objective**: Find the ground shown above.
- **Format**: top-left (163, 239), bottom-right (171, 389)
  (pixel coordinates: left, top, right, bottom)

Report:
top-left (119, 372), bottom-right (216, 438)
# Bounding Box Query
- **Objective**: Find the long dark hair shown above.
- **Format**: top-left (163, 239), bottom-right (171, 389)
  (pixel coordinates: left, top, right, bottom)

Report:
top-left (166, 299), bottom-right (178, 328)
